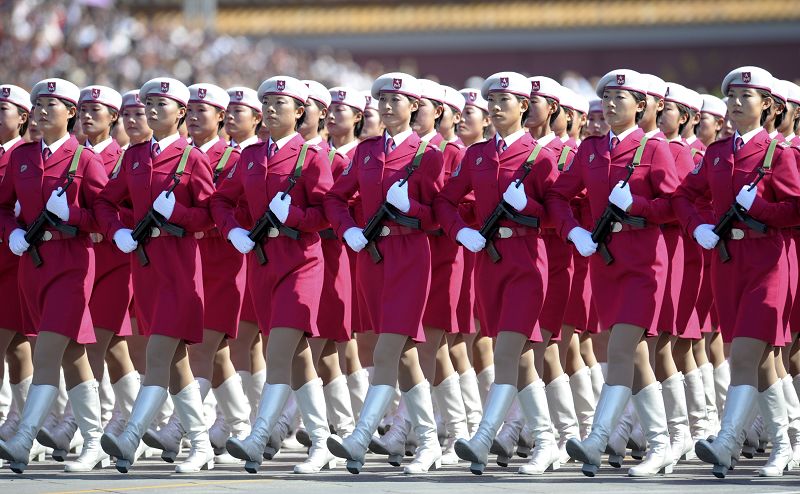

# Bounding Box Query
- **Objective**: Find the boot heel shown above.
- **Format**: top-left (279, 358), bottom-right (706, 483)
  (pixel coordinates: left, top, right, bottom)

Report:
top-left (161, 450), bottom-right (177, 463)
top-left (202, 459), bottom-right (214, 471)
top-left (213, 446), bottom-right (225, 456)
top-left (495, 454), bottom-right (510, 467)
top-left (387, 454), bottom-right (402, 466)
top-left (660, 463), bottom-right (673, 475)
top-left (262, 446), bottom-right (277, 460)
top-left (431, 459), bottom-right (442, 470)
top-left (630, 449), bottom-right (644, 460)
top-left (345, 459), bottom-right (363, 474)
top-left (712, 463), bottom-right (727, 478)
top-left (10, 461), bottom-right (27, 474)
top-left (581, 463), bottom-right (598, 477)
top-left (548, 460), bottom-right (561, 471)
top-left (51, 448), bottom-right (68, 462)
top-left (607, 454), bottom-right (623, 468)
top-left (98, 457), bottom-right (111, 469)
top-left (244, 460), bottom-right (259, 473)
top-left (115, 459), bottom-right (131, 473)
top-left (742, 445), bottom-right (755, 458)
top-left (516, 445), bottom-right (530, 458)
top-left (324, 458), bottom-right (337, 470)
top-left (469, 461), bottom-right (485, 475)
top-left (31, 449), bottom-right (46, 462)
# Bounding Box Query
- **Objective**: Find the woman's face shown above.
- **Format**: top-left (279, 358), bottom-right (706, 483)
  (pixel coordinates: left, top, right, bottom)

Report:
top-left (726, 87), bottom-right (771, 131)
top-left (524, 95), bottom-right (552, 129)
top-left (225, 104), bottom-right (261, 142)
top-left (326, 103), bottom-right (361, 139)
top-left (457, 105), bottom-right (489, 143)
top-left (361, 108), bottom-right (384, 138)
top-left (696, 112), bottom-right (722, 144)
top-left (262, 94), bottom-right (303, 138)
top-left (586, 112), bottom-right (610, 137)
top-left (602, 89), bottom-right (642, 130)
top-left (80, 102), bottom-right (117, 139)
top-left (657, 101), bottom-right (686, 137)
top-left (34, 96), bottom-right (74, 136)
top-left (378, 92), bottom-right (417, 131)
top-left (186, 102), bottom-right (223, 142)
top-left (487, 92), bottom-right (527, 134)
top-left (411, 97), bottom-right (441, 136)
top-left (121, 106), bottom-right (151, 144)
top-left (145, 96), bottom-right (185, 135)
top-left (439, 104), bottom-right (460, 135)
top-left (0, 102), bottom-right (26, 141)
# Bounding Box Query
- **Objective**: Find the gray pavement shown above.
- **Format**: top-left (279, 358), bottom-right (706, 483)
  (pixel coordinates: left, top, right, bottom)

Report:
top-left (4, 449), bottom-right (800, 494)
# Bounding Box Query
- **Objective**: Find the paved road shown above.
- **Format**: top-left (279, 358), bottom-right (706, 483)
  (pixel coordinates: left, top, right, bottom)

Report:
top-left (4, 449), bottom-right (800, 494)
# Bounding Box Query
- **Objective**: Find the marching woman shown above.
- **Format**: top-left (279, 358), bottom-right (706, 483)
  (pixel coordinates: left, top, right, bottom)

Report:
top-left (326, 86), bottom-right (371, 417)
top-left (673, 66), bottom-right (800, 478)
top-left (145, 83), bottom-right (253, 463)
top-left (585, 98), bottom-right (610, 138)
top-left (0, 79), bottom-right (109, 473)
top-left (697, 95), bottom-right (727, 148)
top-left (562, 89), bottom-right (589, 147)
top-left (360, 92), bottom-right (385, 139)
top-left (0, 85), bottom-right (35, 450)
top-left (323, 72), bottom-right (444, 475)
top-left (211, 76), bottom-right (336, 475)
top-left (95, 77), bottom-right (217, 474)
top-left (546, 69), bottom-right (680, 477)
top-left (222, 86), bottom-right (267, 418)
top-left (434, 71), bottom-right (561, 476)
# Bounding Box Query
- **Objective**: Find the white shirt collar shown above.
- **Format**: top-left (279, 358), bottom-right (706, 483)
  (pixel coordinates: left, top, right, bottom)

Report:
top-left (669, 136), bottom-right (683, 143)
top-left (41, 133), bottom-right (71, 155)
top-left (536, 132), bottom-right (556, 146)
top-left (609, 125), bottom-right (639, 145)
top-left (420, 130), bottom-right (438, 143)
top-left (335, 139), bottom-right (358, 157)
top-left (151, 133), bottom-right (181, 154)
top-left (495, 128), bottom-right (526, 148)
top-left (87, 136), bottom-right (114, 154)
top-left (2, 136), bottom-right (22, 152)
top-left (785, 133), bottom-right (796, 142)
top-left (769, 130), bottom-right (779, 139)
top-left (306, 135), bottom-right (323, 145)
top-left (234, 135), bottom-right (259, 150)
top-left (685, 135), bottom-right (697, 145)
top-left (734, 127), bottom-right (764, 145)
top-left (645, 129), bottom-right (661, 138)
top-left (269, 132), bottom-right (298, 151)
top-left (198, 135), bottom-right (220, 154)
top-left (385, 128), bottom-right (413, 148)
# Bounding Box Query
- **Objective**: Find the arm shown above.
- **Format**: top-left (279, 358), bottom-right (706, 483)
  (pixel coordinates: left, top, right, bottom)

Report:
top-left (0, 160), bottom-right (17, 242)
top-left (94, 159), bottom-right (131, 239)
top-left (627, 140), bottom-right (679, 224)
top-left (170, 150), bottom-right (215, 233)
top-left (283, 151), bottom-right (334, 232)
top-left (68, 153), bottom-right (108, 233)
top-left (671, 155), bottom-right (711, 236)
top-left (544, 144), bottom-right (587, 240)
top-left (323, 158), bottom-right (360, 238)
top-left (518, 148), bottom-right (558, 219)
top-left (406, 148), bottom-right (444, 231)
top-left (210, 157), bottom-right (246, 238)
top-left (747, 147), bottom-right (800, 228)
top-left (433, 160), bottom-right (473, 240)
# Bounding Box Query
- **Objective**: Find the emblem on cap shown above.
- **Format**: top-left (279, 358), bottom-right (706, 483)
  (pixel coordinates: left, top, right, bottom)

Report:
top-left (134, 94), bottom-right (141, 104)
top-left (532, 81), bottom-right (540, 92)
top-left (91, 88), bottom-right (101, 99)
top-left (616, 74), bottom-right (625, 85)
top-left (235, 90), bottom-right (243, 100)
top-left (47, 81), bottom-right (56, 93)
top-left (392, 78), bottom-right (402, 90)
top-left (742, 72), bottom-right (751, 83)
top-left (198, 88), bottom-right (207, 99)
top-left (1, 87), bottom-right (9, 98)
top-left (20, 164), bottom-right (27, 173)
top-left (277, 80), bottom-right (286, 91)
top-left (468, 92), bottom-right (477, 102)
top-left (247, 161), bottom-right (254, 170)
top-left (500, 77), bottom-right (509, 88)
top-left (132, 161), bottom-right (139, 170)
top-left (160, 82), bottom-right (169, 93)
top-left (338, 90), bottom-right (346, 101)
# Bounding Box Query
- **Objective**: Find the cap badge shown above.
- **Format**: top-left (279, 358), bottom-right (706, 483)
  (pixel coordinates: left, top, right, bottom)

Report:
top-left (47, 82), bottom-right (56, 93)
top-left (1, 87), bottom-right (10, 98)
top-left (392, 78), bottom-right (402, 90)
top-left (160, 82), bottom-right (169, 93)
top-left (134, 94), bottom-right (141, 104)
top-left (616, 74), bottom-right (625, 85)
top-left (91, 88), bottom-right (101, 99)
top-left (338, 90), bottom-right (346, 101)
top-left (500, 77), bottom-right (509, 88)
top-left (198, 88), bottom-right (207, 99)
top-left (468, 92), bottom-right (477, 102)
top-left (235, 90), bottom-right (243, 100)
top-left (742, 72), bottom-right (751, 83)
top-left (277, 80), bottom-right (286, 91)
top-left (532, 81), bottom-right (540, 92)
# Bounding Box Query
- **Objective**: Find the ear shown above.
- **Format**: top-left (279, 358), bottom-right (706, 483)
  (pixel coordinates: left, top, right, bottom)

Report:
top-left (109, 110), bottom-right (119, 124)
top-left (656, 99), bottom-right (665, 112)
top-left (217, 109), bottom-right (225, 123)
top-left (295, 104), bottom-right (305, 120)
top-left (762, 95), bottom-right (774, 113)
top-left (636, 97), bottom-right (647, 115)
top-left (679, 112), bottom-right (689, 126)
top-left (176, 105), bottom-right (187, 119)
top-left (434, 104), bottom-right (444, 119)
top-left (409, 97), bottom-right (420, 112)
top-left (66, 104), bottom-right (78, 119)
top-left (520, 98), bottom-right (530, 113)
top-left (353, 110), bottom-right (363, 124)
top-left (319, 107), bottom-right (328, 120)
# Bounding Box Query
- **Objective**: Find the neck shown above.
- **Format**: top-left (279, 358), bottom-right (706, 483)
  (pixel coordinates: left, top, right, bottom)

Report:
top-left (461, 135), bottom-right (481, 146)
top-left (88, 129), bottom-right (111, 146)
top-left (231, 131), bottom-right (255, 144)
top-left (664, 128), bottom-right (680, 140)
top-left (190, 131), bottom-right (217, 148)
top-left (415, 124), bottom-right (434, 139)
top-left (332, 132), bottom-right (356, 149)
top-left (735, 121), bottom-right (760, 135)
top-left (639, 118), bottom-right (656, 133)
top-left (439, 126), bottom-right (456, 141)
top-left (42, 130), bottom-right (67, 146)
top-left (610, 122), bottom-right (635, 136)
top-left (153, 128), bottom-right (178, 141)
top-left (0, 131), bottom-right (18, 145)
top-left (764, 120), bottom-right (776, 133)
top-left (386, 122), bottom-right (411, 137)
top-left (497, 123), bottom-right (522, 139)
top-left (527, 121), bottom-right (550, 139)
top-left (301, 128), bottom-right (318, 141)
top-left (270, 127), bottom-right (294, 142)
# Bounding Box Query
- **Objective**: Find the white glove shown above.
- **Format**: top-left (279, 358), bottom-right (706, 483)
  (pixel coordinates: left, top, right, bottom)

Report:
top-left (269, 193), bottom-right (291, 224)
top-left (14, 200), bottom-right (20, 218)
top-left (46, 188), bottom-right (69, 221)
top-left (153, 190), bottom-right (176, 220)
top-left (503, 182), bottom-right (527, 211)
top-left (386, 180), bottom-right (410, 213)
top-left (113, 228), bottom-right (138, 254)
top-left (343, 227), bottom-right (368, 252)
top-left (693, 224), bottom-right (719, 250)
top-left (568, 227), bottom-right (598, 257)
top-left (608, 181), bottom-right (633, 212)
top-left (8, 228), bottom-right (28, 256)
top-left (456, 227), bottom-right (486, 253)
top-left (227, 227), bottom-right (255, 254)
top-left (735, 184), bottom-right (757, 211)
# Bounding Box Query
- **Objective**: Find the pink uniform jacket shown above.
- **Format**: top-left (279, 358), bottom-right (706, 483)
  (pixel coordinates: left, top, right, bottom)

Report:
top-left (0, 137), bottom-right (107, 343)
top-left (95, 137), bottom-right (214, 344)
top-left (546, 128), bottom-right (679, 334)
top-left (434, 132), bottom-right (558, 340)
top-left (672, 129), bottom-right (800, 346)
top-left (324, 132), bottom-right (444, 342)
top-left (212, 134), bottom-right (333, 337)
top-left (198, 139), bottom-right (245, 338)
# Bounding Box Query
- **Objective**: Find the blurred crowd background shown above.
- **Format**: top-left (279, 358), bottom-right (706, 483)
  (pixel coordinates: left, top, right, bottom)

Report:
top-left (1, 0), bottom-right (798, 99)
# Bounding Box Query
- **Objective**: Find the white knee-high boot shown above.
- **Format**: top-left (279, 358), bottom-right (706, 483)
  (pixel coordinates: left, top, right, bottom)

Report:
top-left (64, 380), bottom-right (110, 472)
top-left (0, 384), bottom-right (58, 474)
top-left (454, 383), bottom-right (516, 475)
top-left (628, 382), bottom-right (673, 476)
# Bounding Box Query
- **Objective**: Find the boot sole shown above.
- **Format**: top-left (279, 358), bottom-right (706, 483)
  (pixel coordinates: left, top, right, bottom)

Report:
top-left (225, 440), bottom-right (260, 463)
top-left (489, 440), bottom-right (512, 467)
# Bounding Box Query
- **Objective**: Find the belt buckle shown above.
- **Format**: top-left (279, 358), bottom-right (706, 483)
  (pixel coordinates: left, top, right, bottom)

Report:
top-left (498, 227), bottom-right (513, 239)
top-left (194, 231), bottom-right (205, 240)
top-left (267, 227), bottom-right (279, 238)
top-left (150, 227), bottom-right (161, 238)
top-left (611, 222), bottom-right (623, 233)
top-left (730, 228), bottom-right (745, 240)
top-left (90, 233), bottom-right (104, 243)
top-left (379, 226), bottom-right (391, 237)
top-left (42, 231), bottom-right (53, 241)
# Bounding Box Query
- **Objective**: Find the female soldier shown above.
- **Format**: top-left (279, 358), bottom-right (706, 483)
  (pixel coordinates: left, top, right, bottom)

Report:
top-left (546, 69), bottom-right (679, 477)
top-left (0, 85), bottom-right (35, 452)
top-left (674, 67), bottom-right (800, 478)
top-left (323, 72), bottom-right (444, 475)
top-left (360, 92), bottom-right (385, 139)
top-left (697, 95), bottom-right (727, 148)
top-left (95, 77), bottom-right (216, 474)
top-left (0, 79), bottom-right (108, 473)
top-left (434, 72), bottom-right (561, 476)
top-left (585, 99), bottom-right (610, 138)
top-left (212, 76), bottom-right (335, 475)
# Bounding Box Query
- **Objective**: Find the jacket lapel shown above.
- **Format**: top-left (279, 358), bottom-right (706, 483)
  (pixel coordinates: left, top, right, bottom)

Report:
top-left (43, 136), bottom-right (78, 173)
top-left (499, 133), bottom-right (533, 169)
top-left (151, 137), bottom-right (186, 172)
top-left (736, 129), bottom-right (769, 163)
top-left (610, 128), bottom-right (644, 162)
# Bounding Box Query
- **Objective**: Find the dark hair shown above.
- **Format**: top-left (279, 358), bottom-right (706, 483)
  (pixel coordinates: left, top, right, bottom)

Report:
top-left (178, 103), bottom-right (187, 129)
top-left (545, 97), bottom-right (561, 127)
top-left (516, 95), bottom-right (530, 126)
top-left (109, 108), bottom-right (120, 131)
top-left (773, 98), bottom-right (786, 129)
top-left (408, 96), bottom-right (420, 125)
top-left (673, 102), bottom-right (693, 135)
top-left (565, 107), bottom-right (574, 133)
top-left (756, 90), bottom-right (773, 126)
top-left (17, 107), bottom-right (28, 136)
top-left (631, 91), bottom-right (647, 124)
top-left (65, 101), bottom-right (77, 133)
top-left (293, 99), bottom-right (307, 131)
top-left (309, 100), bottom-right (326, 133)
top-left (354, 109), bottom-right (365, 138)
top-left (430, 100), bottom-right (445, 131)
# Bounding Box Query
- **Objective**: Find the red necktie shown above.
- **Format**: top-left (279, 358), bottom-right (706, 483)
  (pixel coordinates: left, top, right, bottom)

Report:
top-left (268, 142), bottom-right (278, 158)
top-left (42, 147), bottom-right (51, 162)
top-left (496, 138), bottom-right (507, 155)
top-left (385, 137), bottom-right (395, 155)
top-left (151, 142), bottom-right (160, 159)
top-left (610, 136), bottom-right (620, 151)
top-left (735, 136), bottom-right (744, 152)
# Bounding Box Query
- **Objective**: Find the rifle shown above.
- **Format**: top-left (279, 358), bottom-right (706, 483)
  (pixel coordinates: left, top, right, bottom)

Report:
top-left (247, 143), bottom-right (309, 265)
top-left (130, 146), bottom-right (191, 266)
top-left (360, 140), bottom-right (428, 264)
top-left (24, 145), bottom-right (84, 268)
top-left (478, 142), bottom-right (543, 263)
top-left (590, 136), bottom-right (649, 265)
top-left (712, 139), bottom-right (778, 263)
